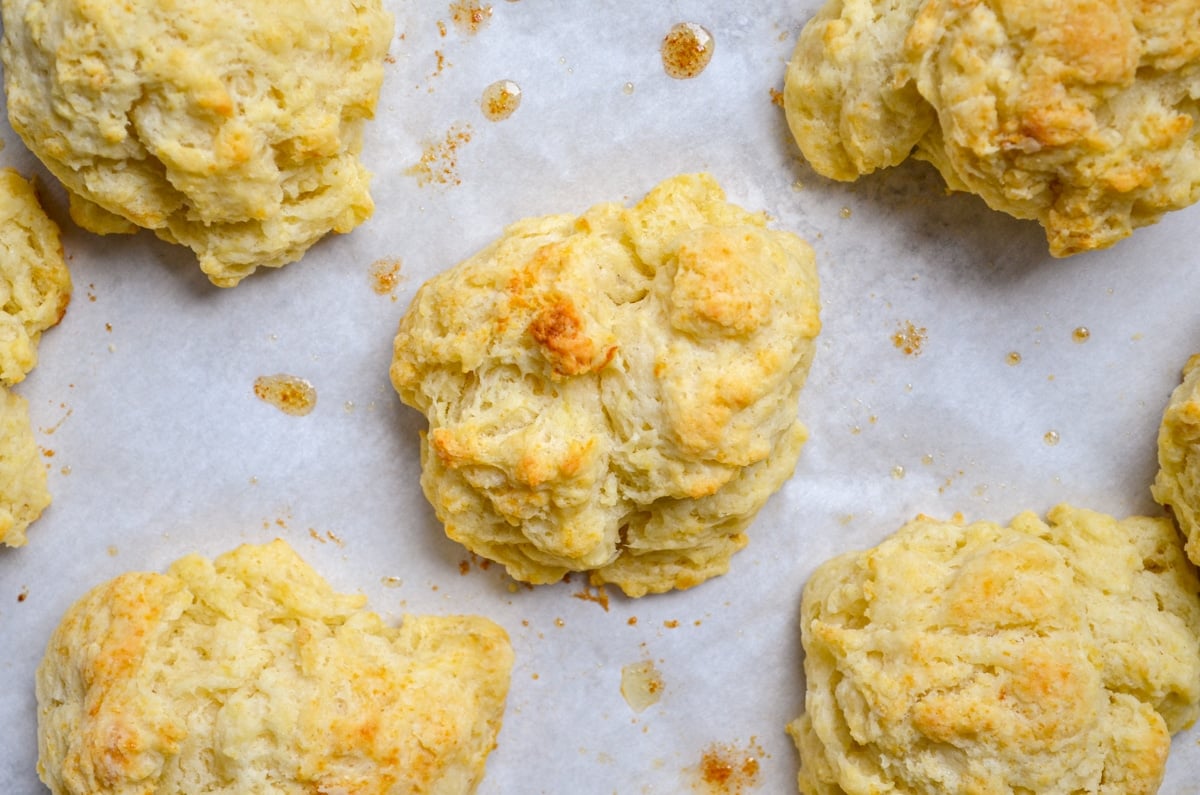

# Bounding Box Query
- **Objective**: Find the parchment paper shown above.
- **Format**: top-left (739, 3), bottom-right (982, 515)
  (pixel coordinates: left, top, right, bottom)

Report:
top-left (3, 2), bottom-right (1200, 793)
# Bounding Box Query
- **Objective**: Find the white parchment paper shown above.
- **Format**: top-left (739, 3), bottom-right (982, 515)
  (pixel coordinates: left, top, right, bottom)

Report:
top-left (3, 2), bottom-right (1200, 793)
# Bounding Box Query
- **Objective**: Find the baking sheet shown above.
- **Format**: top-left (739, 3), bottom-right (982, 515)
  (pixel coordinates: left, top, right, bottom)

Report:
top-left (3, 2), bottom-right (1200, 792)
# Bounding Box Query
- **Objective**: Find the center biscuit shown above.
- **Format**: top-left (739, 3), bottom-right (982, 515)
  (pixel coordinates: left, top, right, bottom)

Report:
top-left (390, 173), bottom-right (822, 597)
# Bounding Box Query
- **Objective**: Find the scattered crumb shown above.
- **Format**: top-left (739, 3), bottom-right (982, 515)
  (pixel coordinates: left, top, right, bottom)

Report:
top-left (17, 586), bottom-right (29, 603)
top-left (430, 49), bottom-right (450, 82)
top-left (369, 257), bottom-right (403, 297)
top-left (39, 405), bottom-right (73, 436)
top-left (692, 738), bottom-right (764, 794)
top-left (480, 79), bottom-right (522, 121)
top-left (254, 374), bottom-right (317, 416)
top-left (458, 553), bottom-right (495, 576)
top-left (769, 87), bottom-right (784, 106)
top-left (661, 22), bottom-right (715, 79)
top-left (620, 660), bottom-right (664, 713)
top-left (449, 0), bottom-right (493, 34)
top-left (572, 583), bottom-right (610, 611)
top-left (891, 320), bottom-right (927, 356)
top-left (406, 124), bottom-right (473, 187)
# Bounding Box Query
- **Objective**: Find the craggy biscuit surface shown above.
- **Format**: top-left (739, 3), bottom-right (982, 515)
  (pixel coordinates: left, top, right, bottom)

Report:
top-left (0, 386), bottom-right (51, 547)
top-left (391, 173), bottom-right (821, 597)
top-left (37, 540), bottom-right (513, 794)
top-left (0, 168), bottom-right (71, 384)
top-left (1153, 353), bottom-right (1200, 565)
top-left (1, 0), bottom-right (393, 286)
top-left (784, 0), bottom-right (1200, 255)
top-left (788, 505), bottom-right (1200, 795)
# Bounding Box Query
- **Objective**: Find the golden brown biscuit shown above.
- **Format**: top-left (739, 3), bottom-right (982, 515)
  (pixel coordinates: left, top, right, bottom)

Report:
top-left (782, 0), bottom-right (934, 182)
top-left (391, 173), bottom-right (821, 597)
top-left (787, 505), bottom-right (1200, 794)
top-left (784, 0), bottom-right (1200, 255)
top-left (36, 539), bottom-right (513, 794)
top-left (1, 0), bottom-right (393, 286)
top-left (0, 385), bottom-right (51, 547)
top-left (1153, 353), bottom-right (1200, 565)
top-left (0, 168), bottom-right (71, 385)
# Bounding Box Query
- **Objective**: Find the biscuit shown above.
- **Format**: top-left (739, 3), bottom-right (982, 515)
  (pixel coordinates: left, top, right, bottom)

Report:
top-left (36, 539), bottom-right (514, 794)
top-left (787, 505), bottom-right (1200, 794)
top-left (0, 168), bottom-right (71, 385)
top-left (0, 386), bottom-right (51, 547)
top-left (391, 173), bottom-right (821, 597)
top-left (784, 0), bottom-right (1200, 255)
top-left (1153, 353), bottom-right (1200, 565)
top-left (1, 0), bottom-right (393, 287)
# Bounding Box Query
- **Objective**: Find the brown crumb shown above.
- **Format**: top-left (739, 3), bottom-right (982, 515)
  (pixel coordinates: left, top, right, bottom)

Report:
top-left (661, 22), bottom-right (715, 79)
top-left (891, 320), bottom-right (927, 356)
top-left (769, 87), bottom-right (784, 106)
top-left (406, 124), bottom-right (473, 187)
top-left (369, 258), bottom-right (403, 296)
top-left (254, 374), bottom-right (317, 416)
top-left (572, 583), bottom-right (610, 611)
top-left (450, 0), bottom-right (493, 34)
top-left (693, 738), bottom-right (764, 794)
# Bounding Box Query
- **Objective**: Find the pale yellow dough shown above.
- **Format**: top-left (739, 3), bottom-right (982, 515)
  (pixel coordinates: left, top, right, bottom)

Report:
top-left (1153, 353), bottom-right (1200, 565)
top-left (788, 505), bottom-right (1200, 794)
top-left (36, 539), bottom-right (514, 794)
top-left (784, 0), bottom-right (1200, 256)
top-left (0, 386), bottom-right (51, 547)
top-left (391, 173), bottom-right (821, 597)
top-left (1, 0), bottom-right (393, 286)
top-left (0, 168), bottom-right (71, 385)
top-left (0, 168), bottom-right (69, 547)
